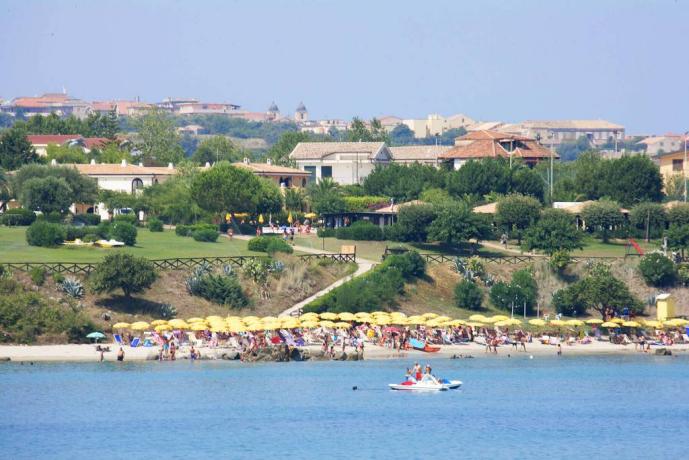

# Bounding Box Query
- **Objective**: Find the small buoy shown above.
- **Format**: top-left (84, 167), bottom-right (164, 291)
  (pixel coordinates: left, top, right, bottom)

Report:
top-left (352, 386), bottom-right (358, 391)
top-left (529, 355), bottom-right (534, 359)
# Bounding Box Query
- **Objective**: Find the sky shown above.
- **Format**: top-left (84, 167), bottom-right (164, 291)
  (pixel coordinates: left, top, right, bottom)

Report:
top-left (0, 0), bottom-right (687, 134)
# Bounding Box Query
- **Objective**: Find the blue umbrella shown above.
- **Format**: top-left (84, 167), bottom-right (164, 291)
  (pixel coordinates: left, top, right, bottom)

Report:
top-left (86, 332), bottom-right (106, 343)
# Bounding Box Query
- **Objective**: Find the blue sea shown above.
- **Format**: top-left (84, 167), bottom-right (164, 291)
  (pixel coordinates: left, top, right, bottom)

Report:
top-left (1, 354), bottom-right (688, 459)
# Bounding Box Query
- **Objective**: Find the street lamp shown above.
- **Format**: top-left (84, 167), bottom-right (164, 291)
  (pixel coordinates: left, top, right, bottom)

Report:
top-left (684, 131), bottom-right (688, 203)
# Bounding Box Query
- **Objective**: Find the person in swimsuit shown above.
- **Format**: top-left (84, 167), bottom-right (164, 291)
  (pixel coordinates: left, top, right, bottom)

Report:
top-left (116, 347), bottom-right (124, 362)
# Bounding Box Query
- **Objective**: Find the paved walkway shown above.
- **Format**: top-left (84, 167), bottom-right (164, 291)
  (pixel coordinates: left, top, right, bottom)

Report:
top-left (480, 240), bottom-right (539, 256)
top-left (226, 234), bottom-right (376, 316)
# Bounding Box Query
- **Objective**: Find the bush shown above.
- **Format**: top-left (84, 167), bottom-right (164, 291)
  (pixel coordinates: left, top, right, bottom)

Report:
top-left (382, 224), bottom-right (405, 242)
top-left (113, 213), bottom-right (137, 225)
top-left (64, 225), bottom-right (87, 241)
top-left (60, 277), bottom-right (85, 298)
top-left (1, 208), bottom-right (36, 226)
top-left (489, 269), bottom-right (538, 315)
top-left (96, 221), bottom-right (112, 238)
top-left (176, 223), bottom-right (216, 237)
top-left (188, 273), bottom-right (248, 307)
top-left (383, 251), bottom-right (426, 279)
top-left (396, 204), bottom-right (437, 242)
top-left (83, 233), bottom-right (99, 243)
top-left (335, 220), bottom-right (384, 241)
top-left (343, 195), bottom-right (389, 212)
top-left (90, 253), bottom-right (157, 297)
top-left (73, 214), bottom-right (101, 226)
top-left (549, 250), bottom-right (572, 273)
top-left (44, 211), bottom-right (64, 223)
top-left (266, 238), bottom-right (293, 254)
top-left (175, 224), bottom-right (192, 236)
top-left (110, 222), bottom-right (137, 246)
top-left (248, 236), bottom-right (274, 252)
top-left (147, 218), bottom-right (164, 232)
top-left (192, 228), bottom-right (219, 242)
top-left (316, 227), bottom-right (336, 238)
top-left (53, 272), bottom-right (65, 284)
top-left (26, 221), bottom-right (66, 247)
top-left (639, 253), bottom-right (676, 287)
top-left (29, 267), bottom-right (47, 286)
top-left (454, 280), bottom-right (483, 310)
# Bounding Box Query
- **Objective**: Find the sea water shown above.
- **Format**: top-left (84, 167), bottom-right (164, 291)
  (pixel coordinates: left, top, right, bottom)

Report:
top-left (1, 354), bottom-right (688, 459)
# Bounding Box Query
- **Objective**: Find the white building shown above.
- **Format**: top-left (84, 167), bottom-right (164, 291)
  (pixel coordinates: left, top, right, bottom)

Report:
top-left (289, 142), bottom-right (391, 185)
top-left (402, 113), bottom-right (475, 138)
top-left (517, 120), bottom-right (625, 147)
top-left (637, 135), bottom-right (686, 156)
top-left (388, 145), bottom-right (451, 167)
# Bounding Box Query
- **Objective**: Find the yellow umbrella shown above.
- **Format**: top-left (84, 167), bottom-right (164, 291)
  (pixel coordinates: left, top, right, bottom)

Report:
top-left (304, 212), bottom-right (317, 218)
top-left (287, 212), bottom-right (293, 224)
top-left (320, 312), bottom-right (338, 320)
top-left (319, 320), bottom-right (336, 328)
top-left (228, 324), bottom-right (247, 333)
top-left (422, 313), bottom-right (439, 319)
top-left (491, 315), bottom-right (510, 322)
top-left (300, 313), bottom-right (319, 321)
top-left (334, 322), bottom-right (352, 329)
top-left (337, 312), bottom-right (356, 321)
top-left (187, 317), bottom-right (205, 324)
top-left (601, 322), bottom-right (620, 328)
top-left (466, 322), bottom-right (485, 328)
top-left (191, 323), bottom-right (208, 331)
top-left (150, 320), bottom-right (168, 326)
top-left (206, 315), bottom-right (224, 322)
top-left (155, 324), bottom-right (172, 332)
top-left (622, 321), bottom-right (641, 328)
top-left (528, 319), bottom-right (546, 327)
top-left (300, 320), bottom-right (319, 328)
top-left (242, 316), bottom-right (260, 323)
top-left (549, 320), bottom-right (565, 327)
top-left (610, 318), bottom-right (625, 324)
top-left (448, 320), bottom-right (465, 327)
top-left (585, 319), bottom-right (604, 325)
top-left (566, 319), bottom-right (584, 327)
top-left (168, 319), bottom-right (189, 329)
top-left (644, 320), bottom-right (663, 328)
top-left (261, 316), bottom-right (278, 322)
top-left (258, 214), bottom-right (264, 224)
top-left (469, 314), bottom-right (487, 322)
top-left (494, 320), bottom-right (512, 327)
top-left (130, 321), bottom-right (150, 331)
top-left (112, 322), bottom-right (130, 329)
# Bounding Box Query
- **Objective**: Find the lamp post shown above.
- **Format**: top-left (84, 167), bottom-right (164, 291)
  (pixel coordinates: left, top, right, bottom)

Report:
top-left (684, 131), bottom-right (688, 202)
top-left (549, 133), bottom-right (555, 202)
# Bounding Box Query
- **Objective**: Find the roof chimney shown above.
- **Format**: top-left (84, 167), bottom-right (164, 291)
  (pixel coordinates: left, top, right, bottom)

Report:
top-left (243, 157), bottom-right (250, 164)
top-left (121, 159), bottom-right (127, 167)
top-left (168, 162), bottom-right (174, 169)
top-left (266, 158), bottom-right (272, 165)
top-left (90, 159), bottom-right (96, 165)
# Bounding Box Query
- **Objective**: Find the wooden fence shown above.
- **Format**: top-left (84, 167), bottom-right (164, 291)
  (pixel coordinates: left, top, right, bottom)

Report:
top-left (417, 253), bottom-right (634, 265)
top-left (0, 253), bottom-right (356, 275)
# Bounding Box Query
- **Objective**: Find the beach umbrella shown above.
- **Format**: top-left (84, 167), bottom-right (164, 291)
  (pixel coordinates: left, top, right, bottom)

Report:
top-left (206, 315), bottom-right (224, 322)
top-left (155, 324), bottom-right (172, 332)
top-left (469, 314), bottom-right (488, 322)
top-left (261, 316), bottom-right (279, 323)
top-left (622, 321), bottom-right (641, 328)
top-left (304, 212), bottom-right (317, 218)
top-left (494, 320), bottom-right (512, 327)
top-left (491, 315), bottom-right (510, 322)
top-left (242, 316), bottom-right (260, 323)
top-left (601, 322), bottom-right (620, 328)
top-left (585, 319), bottom-right (604, 325)
top-left (300, 313), bottom-right (319, 321)
top-left (112, 322), bottom-right (130, 329)
top-left (610, 318), bottom-right (625, 324)
top-left (287, 212), bottom-right (293, 224)
top-left (150, 320), bottom-right (168, 327)
top-left (228, 324), bottom-right (247, 333)
top-left (258, 214), bottom-right (265, 224)
top-left (319, 320), bottom-right (336, 328)
top-left (300, 320), bottom-right (319, 328)
top-left (448, 320), bottom-right (465, 327)
top-left (335, 322), bottom-right (352, 329)
top-left (191, 323), bottom-right (208, 331)
top-left (466, 322), bottom-right (485, 328)
top-left (130, 321), bottom-right (150, 331)
top-left (528, 319), bottom-right (546, 327)
top-left (643, 320), bottom-right (663, 328)
top-left (422, 313), bottom-right (439, 319)
top-left (337, 312), bottom-right (356, 321)
top-left (86, 332), bottom-right (106, 342)
top-left (566, 319), bottom-right (584, 327)
top-left (168, 319), bottom-right (189, 329)
top-left (319, 312), bottom-right (338, 320)
top-left (549, 319), bottom-right (565, 327)
top-left (187, 317), bottom-right (205, 324)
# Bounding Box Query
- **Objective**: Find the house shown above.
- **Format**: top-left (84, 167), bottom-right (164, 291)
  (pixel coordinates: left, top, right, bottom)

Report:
top-left (517, 120), bottom-right (625, 147)
top-left (403, 113), bottom-right (475, 138)
top-left (176, 102), bottom-right (241, 115)
top-left (321, 200), bottom-right (425, 229)
top-left (1, 92), bottom-right (91, 118)
top-left (232, 159), bottom-right (311, 188)
top-left (176, 124), bottom-right (207, 135)
top-left (657, 150), bottom-right (689, 186)
top-left (388, 145), bottom-right (452, 166)
top-left (378, 115), bottom-right (404, 132)
top-left (298, 119), bottom-right (348, 135)
top-left (637, 135), bottom-right (686, 156)
top-left (289, 142), bottom-right (391, 185)
top-left (439, 130), bottom-right (555, 169)
top-left (27, 135), bottom-right (110, 157)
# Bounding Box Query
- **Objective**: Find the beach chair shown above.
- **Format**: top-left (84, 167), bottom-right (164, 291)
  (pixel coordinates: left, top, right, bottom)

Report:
top-left (114, 334), bottom-right (124, 346)
top-left (130, 337), bottom-right (141, 348)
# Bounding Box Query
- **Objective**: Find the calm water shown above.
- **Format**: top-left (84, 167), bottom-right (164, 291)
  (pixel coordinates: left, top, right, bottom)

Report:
top-left (1, 354), bottom-right (688, 459)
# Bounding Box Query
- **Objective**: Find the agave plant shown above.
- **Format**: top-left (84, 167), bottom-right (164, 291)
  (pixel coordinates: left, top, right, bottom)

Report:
top-left (61, 277), bottom-right (84, 299)
top-left (192, 261), bottom-right (213, 278)
top-left (159, 303), bottom-right (177, 319)
top-left (185, 276), bottom-right (201, 296)
top-left (270, 261), bottom-right (285, 274)
top-left (222, 264), bottom-right (234, 277)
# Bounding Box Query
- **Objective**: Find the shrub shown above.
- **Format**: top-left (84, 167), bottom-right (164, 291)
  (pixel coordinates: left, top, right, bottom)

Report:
top-left (266, 238), bottom-right (293, 254)
top-left (113, 213), bottom-right (137, 225)
top-left (454, 280), bottom-right (483, 310)
top-left (1, 208), bottom-right (36, 226)
top-left (383, 251), bottom-right (426, 279)
top-left (638, 253), bottom-right (676, 287)
top-left (549, 250), bottom-right (572, 273)
top-left (110, 222), bottom-right (137, 246)
top-left (192, 228), bottom-right (219, 242)
top-left (316, 227), bottom-right (336, 238)
top-left (26, 221), bottom-right (66, 247)
top-left (73, 214), bottom-right (101, 226)
top-left (190, 274), bottom-right (248, 307)
top-left (175, 224), bottom-right (192, 236)
top-left (96, 221), bottom-right (112, 238)
top-left (489, 269), bottom-right (538, 315)
top-left (248, 236), bottom-right (275, 252)
top-left (83, 233), bottom-right (99, 243)
top-left (44, 211), bottom-right (64, 223)
top-left (147, 217), bottom-right (164, 232)
top-left (396, 204), bottom-right (437, 242)
top-left (52, 272), bottom-right (65, 284)
top-left (678, 264), bottom-right (689, 287)
top-left (29, 267), bottom-right (47, 286)
top-left (335, 220), bottom-right (383, 241)
top-left (382, 224), bottom-right (405, 242)
top-left (90, 253), bottom-right (157, 297)
top-left (64, 225), bottom-right (87, 241)
top-left (343, 195), bottom-right (389, 212)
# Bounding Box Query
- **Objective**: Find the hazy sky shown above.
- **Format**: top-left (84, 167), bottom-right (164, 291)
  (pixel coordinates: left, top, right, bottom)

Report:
top-left (1, 0), bottom-right (687, 134)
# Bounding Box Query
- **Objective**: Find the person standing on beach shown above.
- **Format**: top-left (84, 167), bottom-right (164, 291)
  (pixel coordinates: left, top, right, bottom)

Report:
top-left (117, 347), bottom-right (125, 362)
top-left (557, 344), bottom-right (562, 356)
top-left (99, 350), bottom-right (104, 362)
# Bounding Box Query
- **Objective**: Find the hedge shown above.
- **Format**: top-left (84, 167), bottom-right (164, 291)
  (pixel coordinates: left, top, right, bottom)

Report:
top-left (192, 228), bottom-right (219, 242)
top-left (335, 220), bottom-right (384, 241)
top-left (1, 208), bottom-right (36, 226)
top-left (26, 221), bottom-right (66, 247)
top-left (343, 196), bottom-right (389, 212)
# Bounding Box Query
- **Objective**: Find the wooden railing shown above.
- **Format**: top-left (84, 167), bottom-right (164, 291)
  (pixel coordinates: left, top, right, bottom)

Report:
top-left (0, 253), bottom-right (355, 274)
top-left (417, 253), bottom-right (631, 265)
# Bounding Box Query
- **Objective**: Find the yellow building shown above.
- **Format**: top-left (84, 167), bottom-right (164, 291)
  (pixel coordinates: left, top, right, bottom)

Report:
top-left (657, 150), bottom-right (688, 189)
top-left (655, 293), bottom-right (675, 321)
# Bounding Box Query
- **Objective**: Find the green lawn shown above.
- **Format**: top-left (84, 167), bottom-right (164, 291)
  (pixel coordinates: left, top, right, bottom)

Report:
top-left (0, 227), bottom-right (261, 263)
top-left (294, 234), bottom-right (506, 261)
top-left (576, 237), bottom-right (660, 257)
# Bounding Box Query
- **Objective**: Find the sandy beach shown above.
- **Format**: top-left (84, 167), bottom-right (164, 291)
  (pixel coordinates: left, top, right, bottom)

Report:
top-left (1, 340), bottom-right (687, 363)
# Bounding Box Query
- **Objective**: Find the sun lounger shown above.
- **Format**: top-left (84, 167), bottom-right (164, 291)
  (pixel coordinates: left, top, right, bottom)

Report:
top-left (114, 334), bottom-right (124, 346)
top-left (130, 337), bottom-right (141, 348)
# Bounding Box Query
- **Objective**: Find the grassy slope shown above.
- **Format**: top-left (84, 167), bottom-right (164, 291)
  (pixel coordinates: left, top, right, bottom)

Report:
top-left (0, 227), bottom-right (262, 262)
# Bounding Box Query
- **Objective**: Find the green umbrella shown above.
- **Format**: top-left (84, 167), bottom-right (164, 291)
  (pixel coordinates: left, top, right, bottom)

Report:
top-left (87, 332), bottom-right (106, 342)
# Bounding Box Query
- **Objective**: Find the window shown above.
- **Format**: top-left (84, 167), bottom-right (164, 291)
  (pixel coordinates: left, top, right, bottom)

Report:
top-left (131, 178), bottom-right (144, 194)
top-left (673, 159), bottom-right (684, 172)
top-left (304, 166), bottom-right (316, 183)
top-left (321, 166), bottom-right (332, 178)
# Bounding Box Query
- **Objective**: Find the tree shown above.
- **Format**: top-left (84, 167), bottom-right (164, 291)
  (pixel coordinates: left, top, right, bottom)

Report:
top-left (572, 152), bottom-right (608, 200)
top-left (454, 280), bottom-right (483, 310)
top-left (629, 202), bottom-right (667, 240)
top-left (665, 224), bottom-right (689, 258)
top-left (489, 269), bottom-right (538, 315)
top-left (12, 164), bottom-right (98, 204)
top-left (523, 208), bottom-right (584, 255)
top-left (581, 200), bottom-right (624, 243)
top-left (95, 142), bottom-right (133, 164)
top-left (90, 253), bottom-right (157, 298)
top-left (638, 253), bottom-right (676, 287)
top-left (667, 203), bottom-right (689, 226)
top-left (567, 264), bottom-right (643, 318)
top-left (255, 178), bottom-right (283, 214)
top-left (133, 107), bottom-right (184, 165)
top-left (19, 176), bottom-right (73, 213)
top-left (446, 158), bottom-right (511, 199)
top-left (284, 187), bottom-right (307, 212)
top-left (510, 166), bottom-right (545, 201)
top-left (396, 203), bottom-right (437, 242)
top-left (0, 126), bottom-right (38, 170)
top-left (191, 136), bottom-right (241, 165)
top-left (419, 187), bottom-right (452, 205)
top-left (110, 222), bottom-right (138, 246)
top-left (389, 124), bottom-right (415, 145)
top-left (427, 201), bottom-right (492, 246)
top-left (190, 162), bottom-right (261, 215)
top-left (0, 168), bottom-right (9, 203)
top-left (346, 117), bottom-right (389, 143)
top-left (495, 194), bottom-right (541, 243)
top-left (45, 144), bottom-right (88, 164)
top-left (308, 178), bottom-right (345, 214)
top-left (267, 131), bottom-right (311, 166)
top-left (363, 163), bottom-right (446, 202)
top-left (556, 136), bottom-right (592, 161)
top-left (605, 155), bottom-right (663, 205)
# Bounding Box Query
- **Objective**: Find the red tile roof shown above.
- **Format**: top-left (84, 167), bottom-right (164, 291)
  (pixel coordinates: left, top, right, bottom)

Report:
top-left (439, 130), bottom-right (556, 160)
top-left (27, 135), bottom-right (109, 149)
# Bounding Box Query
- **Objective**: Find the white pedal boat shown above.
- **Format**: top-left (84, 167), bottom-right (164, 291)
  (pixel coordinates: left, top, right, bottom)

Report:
top-left (389, 379), bottom-right (462, 391)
